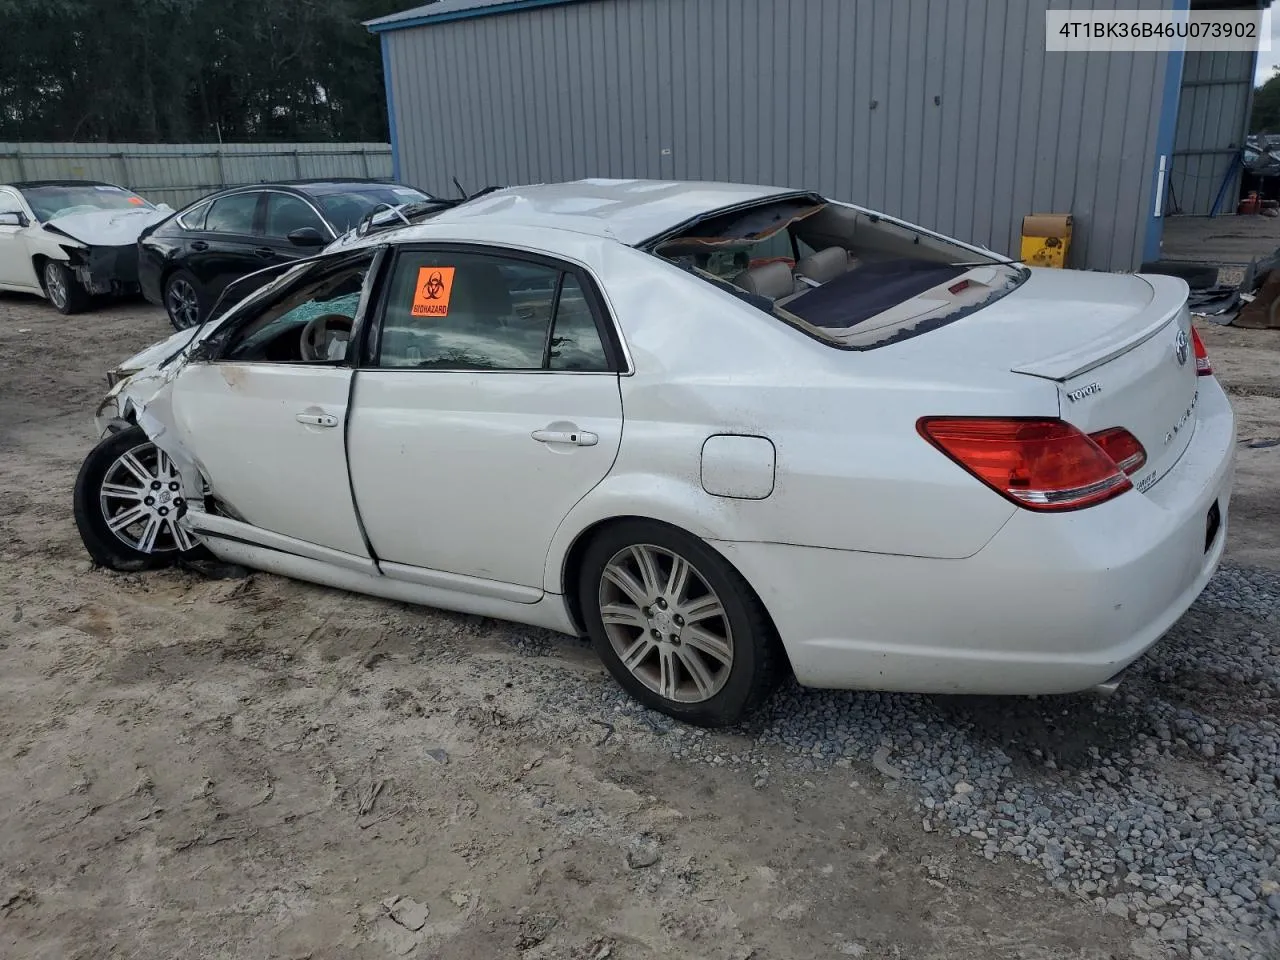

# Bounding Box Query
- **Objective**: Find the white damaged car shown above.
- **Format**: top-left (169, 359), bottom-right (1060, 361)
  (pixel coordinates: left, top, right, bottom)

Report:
top-left (74, 179), bottom-right (1235, 725)
top-left (0, 179), bottom-right (172, 313)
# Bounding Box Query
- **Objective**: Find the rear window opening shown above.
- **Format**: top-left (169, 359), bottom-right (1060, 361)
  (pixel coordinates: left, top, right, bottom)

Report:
top-left (647, 195), bottom-right (1027, 350)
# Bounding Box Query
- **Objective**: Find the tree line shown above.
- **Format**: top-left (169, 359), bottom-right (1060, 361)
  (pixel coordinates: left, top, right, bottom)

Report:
top-left (0, 0), bottom-right (415, 143)
top-left (1252, 69), bottom-right (1280, 134)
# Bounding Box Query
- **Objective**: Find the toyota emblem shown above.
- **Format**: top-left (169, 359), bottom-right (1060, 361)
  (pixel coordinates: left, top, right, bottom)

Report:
top-left (1173, 329), bottom-right (1189, 367)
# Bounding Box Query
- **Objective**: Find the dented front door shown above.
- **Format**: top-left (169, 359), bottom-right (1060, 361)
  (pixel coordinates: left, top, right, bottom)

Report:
top-left (166, 362), bottom-right (368, 556)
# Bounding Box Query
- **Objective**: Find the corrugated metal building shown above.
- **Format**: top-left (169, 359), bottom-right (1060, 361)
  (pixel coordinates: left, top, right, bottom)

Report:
top-left (369, 0), bottom-right (1262, 272)
top-left (1170, 49), bottom-right (1257, 217)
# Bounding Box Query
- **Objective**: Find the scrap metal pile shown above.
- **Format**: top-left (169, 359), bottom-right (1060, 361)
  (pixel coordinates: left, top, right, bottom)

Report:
top-left (1187, 244), bottom-right (1280, 329)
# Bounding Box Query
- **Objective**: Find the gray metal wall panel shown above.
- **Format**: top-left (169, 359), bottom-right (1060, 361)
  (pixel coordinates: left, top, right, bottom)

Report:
top-left (1170, 50), bottom-right (1253, 216)
top-left (385, 0), bottom-right (1177, 270)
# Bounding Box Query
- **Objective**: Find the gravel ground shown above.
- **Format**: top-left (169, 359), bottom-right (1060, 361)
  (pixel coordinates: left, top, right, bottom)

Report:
top-left (2, 296), bottom-right (1279, 960)
top-left (499, 325), bottom-right (1280, 959)
top-left (502, 562), bottom-right (1280, 959)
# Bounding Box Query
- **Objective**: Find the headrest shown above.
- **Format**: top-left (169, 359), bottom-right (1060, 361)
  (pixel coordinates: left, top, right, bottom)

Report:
top-left (732, 261), bottom-right (795, 300)
top-left (795, 246), bottom-right (852, 284)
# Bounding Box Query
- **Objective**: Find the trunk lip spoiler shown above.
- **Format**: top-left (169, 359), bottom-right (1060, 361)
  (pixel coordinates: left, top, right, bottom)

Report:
top-left (1009, 275), bottom-right (1185, 382)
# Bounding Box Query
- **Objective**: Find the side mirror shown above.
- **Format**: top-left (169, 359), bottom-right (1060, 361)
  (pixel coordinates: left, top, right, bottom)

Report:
top-left (287, 226), bottom-right (326, 247)
top-left (0, 211), bottom-right (29, 227)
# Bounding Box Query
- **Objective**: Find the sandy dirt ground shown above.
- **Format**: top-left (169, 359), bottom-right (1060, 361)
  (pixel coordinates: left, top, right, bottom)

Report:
top-left (1, 292), bottom-right (1277, 960)
top-left (1195, 323), bottom-right (1280, 571)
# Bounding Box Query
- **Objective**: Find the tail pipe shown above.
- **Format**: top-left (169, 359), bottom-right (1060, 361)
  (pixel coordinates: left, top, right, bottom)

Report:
top-left (1091, 670), bottom-right (1125, 697)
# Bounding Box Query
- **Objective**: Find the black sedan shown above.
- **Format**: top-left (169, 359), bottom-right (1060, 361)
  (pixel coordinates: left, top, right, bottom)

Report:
top-left (138, 179), bottom-right (434, 329)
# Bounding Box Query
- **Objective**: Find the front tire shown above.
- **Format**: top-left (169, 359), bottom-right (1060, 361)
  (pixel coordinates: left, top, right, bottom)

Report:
top-left (163, 269), bottom-right (203, 330)
top-left (73, 426), bottom-right (202, 571)
top-left (578, 519), bottom-right (782, 727)
top-left (42, 260), bottom-right (90, 315)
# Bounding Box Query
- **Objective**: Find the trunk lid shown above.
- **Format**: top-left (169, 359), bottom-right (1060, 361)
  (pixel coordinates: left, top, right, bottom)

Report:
top-left (937, 268), bottom-right (1198, 492)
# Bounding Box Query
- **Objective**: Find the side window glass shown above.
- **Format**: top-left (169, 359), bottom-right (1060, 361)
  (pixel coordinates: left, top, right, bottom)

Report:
top-left (265, 194), bottom-right (326, 239)
top-left (548, 275), bottom-right (609, 371)
top-left (204, 193), bottom-right (259, 235)
top-left (378, 252), bottom-right (559, 370)
top-left (177, 200), bottom-right (210, 231)
top-left (0, 189), bottom-right (23, 215)
top-left (219, 255), bottom-right (373, 363)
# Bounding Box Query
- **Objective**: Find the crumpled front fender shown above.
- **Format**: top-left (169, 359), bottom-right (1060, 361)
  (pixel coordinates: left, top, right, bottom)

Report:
top-left (99, 363), bottom-right (207, 503)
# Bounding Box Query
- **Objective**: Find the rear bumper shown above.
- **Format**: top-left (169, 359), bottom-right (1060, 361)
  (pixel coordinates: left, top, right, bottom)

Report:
top-left (714, 378), bottom-right (1236, 694)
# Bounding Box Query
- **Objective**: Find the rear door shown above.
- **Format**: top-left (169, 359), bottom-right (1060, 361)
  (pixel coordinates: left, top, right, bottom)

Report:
top-left (347, 244), bottom-right (625, 590)
top-left (187, 190), bottom-right (271, 297)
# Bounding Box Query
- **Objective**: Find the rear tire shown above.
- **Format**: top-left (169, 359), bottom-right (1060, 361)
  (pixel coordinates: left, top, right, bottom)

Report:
top-left (73, 426), bottom-right (204, 571)
top-left (163, 269), bottom-right (203, 330)
top-left (42, 260), bottom-right (90, 315)
top-left (578, 519), bottom-right (782, 727)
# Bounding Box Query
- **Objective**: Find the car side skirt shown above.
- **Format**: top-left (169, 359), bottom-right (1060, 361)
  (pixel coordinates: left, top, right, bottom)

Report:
top-left (0, 280), bottom-right (45, 295)
top-left (192, 523), bottom-right (580, 637)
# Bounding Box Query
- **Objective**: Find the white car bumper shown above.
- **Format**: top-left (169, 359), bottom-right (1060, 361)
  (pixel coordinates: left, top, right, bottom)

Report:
top-left (713, 378), bottom-right (1236, 695)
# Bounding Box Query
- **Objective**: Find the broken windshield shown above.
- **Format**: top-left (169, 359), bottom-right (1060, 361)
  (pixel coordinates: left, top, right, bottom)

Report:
top-left (19, 183), bottom-right (154, 221)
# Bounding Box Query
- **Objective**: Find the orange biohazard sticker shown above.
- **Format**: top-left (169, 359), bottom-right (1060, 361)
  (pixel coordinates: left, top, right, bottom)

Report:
top-left (411, 266), bottom-right (456, 317)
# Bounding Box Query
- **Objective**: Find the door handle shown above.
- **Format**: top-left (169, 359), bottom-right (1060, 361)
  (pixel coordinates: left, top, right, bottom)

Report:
top-left (296, 412), bottom-right (339, 427)
top-left (190, 240), bottom-right (209, 251)
top-left (531, 427), bottom-right (598, 446)
top-left (254, 247), bottom-right (275, 259)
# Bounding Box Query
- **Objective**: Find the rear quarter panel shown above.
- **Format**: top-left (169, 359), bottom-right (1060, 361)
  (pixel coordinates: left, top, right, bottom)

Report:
top-left (539, 242), bottom-right (1060, 591)
top-left (137, 232), bottom-right (183, 305)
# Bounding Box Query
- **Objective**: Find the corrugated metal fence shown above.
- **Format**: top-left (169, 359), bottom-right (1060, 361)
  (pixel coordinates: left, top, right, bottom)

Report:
top-left (0, 142), bottom-right (394, 209)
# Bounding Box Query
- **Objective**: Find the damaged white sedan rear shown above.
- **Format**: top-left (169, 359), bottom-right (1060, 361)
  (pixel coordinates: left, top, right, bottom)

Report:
top-left (74, 179), bottom-right (1236, 726)
top-left (0, 180), bottom-right (172, 313)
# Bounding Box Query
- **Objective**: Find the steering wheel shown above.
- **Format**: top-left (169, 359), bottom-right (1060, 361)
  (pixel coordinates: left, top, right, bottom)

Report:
top-left (299, 313), bottom-right (355, 362)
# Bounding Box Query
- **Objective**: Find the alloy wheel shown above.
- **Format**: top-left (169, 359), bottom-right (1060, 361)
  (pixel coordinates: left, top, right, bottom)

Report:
top-left (166, 277), bottom-right (199, 329)
top-left (597, 543), bottom-right (734, 703)
top-left (98, 441), bottom-right (196, 554)
top-left (44, 262), bottom-right (68, 310)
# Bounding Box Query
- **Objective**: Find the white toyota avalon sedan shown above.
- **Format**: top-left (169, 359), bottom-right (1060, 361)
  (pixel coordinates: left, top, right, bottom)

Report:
top-left (74, 178), bottom-right (1235, 726)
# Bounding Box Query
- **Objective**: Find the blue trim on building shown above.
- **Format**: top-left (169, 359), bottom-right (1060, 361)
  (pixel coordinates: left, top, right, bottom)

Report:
top-left (368, 0), bottom-right (584, 34)
top-left (381, 33), bottom-right (401, 181)
top-left (1143, 0), bottom-right (1190, 263)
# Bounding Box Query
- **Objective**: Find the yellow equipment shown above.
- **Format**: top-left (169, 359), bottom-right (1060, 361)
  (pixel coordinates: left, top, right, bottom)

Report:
top-left (1020, 214), bottom-right (1073, 268)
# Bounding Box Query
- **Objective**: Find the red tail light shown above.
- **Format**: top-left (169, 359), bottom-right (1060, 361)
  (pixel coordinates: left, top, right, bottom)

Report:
top-left (1190, 326), bottom-right (1212, 376)
top-left (917, 417), bottom-right (1131, 511)
top-left (1088, 427), bottom-right (1147, 475)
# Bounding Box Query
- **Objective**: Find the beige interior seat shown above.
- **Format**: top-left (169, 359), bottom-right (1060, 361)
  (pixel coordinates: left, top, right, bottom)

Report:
top-left (795, 246), bottom-right (854, 285)
top-left (732, 261), bottom-right (795, 300)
